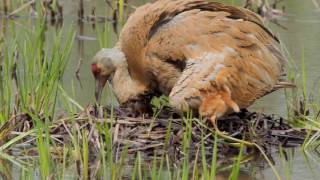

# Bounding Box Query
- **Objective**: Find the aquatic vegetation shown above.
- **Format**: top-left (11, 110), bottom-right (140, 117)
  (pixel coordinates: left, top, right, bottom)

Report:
top-left (0, 0), bottom-right (320, 179)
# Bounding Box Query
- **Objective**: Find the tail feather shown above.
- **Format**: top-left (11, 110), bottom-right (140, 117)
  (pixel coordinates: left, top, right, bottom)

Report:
top-left (267, 81), bottom-right (296, 94)
top-left (274, 81), bottom-right (296, 89)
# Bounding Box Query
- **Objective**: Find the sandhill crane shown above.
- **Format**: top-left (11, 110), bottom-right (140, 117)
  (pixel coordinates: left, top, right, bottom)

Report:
top-left (91, 0), bottom-right (291, 124)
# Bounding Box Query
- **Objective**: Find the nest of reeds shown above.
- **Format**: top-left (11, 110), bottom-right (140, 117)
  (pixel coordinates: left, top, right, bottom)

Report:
top-left (0, 104), bottom-right (307, 167)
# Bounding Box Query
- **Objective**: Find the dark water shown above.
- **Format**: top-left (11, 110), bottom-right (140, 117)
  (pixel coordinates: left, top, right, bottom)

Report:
top-left (1, 0), bottom-right (320, 179)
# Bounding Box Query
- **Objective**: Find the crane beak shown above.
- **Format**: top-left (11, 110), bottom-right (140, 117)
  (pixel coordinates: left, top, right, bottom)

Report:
top-left (95, 76), bottom-right (108, 104)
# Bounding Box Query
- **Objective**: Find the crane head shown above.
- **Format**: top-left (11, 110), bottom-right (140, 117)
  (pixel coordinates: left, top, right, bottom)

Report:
top-left (91, 48), bottom-right (126, 103)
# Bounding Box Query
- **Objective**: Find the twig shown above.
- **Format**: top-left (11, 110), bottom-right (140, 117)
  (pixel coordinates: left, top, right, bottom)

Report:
top-left (113, 124), bottom-right (120, 144)
top-left (75, 57), bottom-right (83, 88)
top-left (8, 0), bottom-right (35, 17)
top-left (128, 143), bottom-right (164, 153)
top-left (312, 0), bottom-right (320, 9)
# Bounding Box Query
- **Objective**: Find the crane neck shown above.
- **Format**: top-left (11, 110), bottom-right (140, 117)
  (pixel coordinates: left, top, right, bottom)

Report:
top-left (111, 65), bottom-right (147, 104)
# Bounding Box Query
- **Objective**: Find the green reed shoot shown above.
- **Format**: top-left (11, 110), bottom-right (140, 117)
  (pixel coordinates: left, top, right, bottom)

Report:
top-left (82, 130), bottom-right (89, 180)
top-left (228, 143), bottom-right (244, 180)
top-left (118, 0), bottom-right (124, 27)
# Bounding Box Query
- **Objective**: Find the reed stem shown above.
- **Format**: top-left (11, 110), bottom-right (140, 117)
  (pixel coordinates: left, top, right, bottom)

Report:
top-left (3, 0), bottom-right (9, 15)
top-left (78, 0), bottom-right (84, 20)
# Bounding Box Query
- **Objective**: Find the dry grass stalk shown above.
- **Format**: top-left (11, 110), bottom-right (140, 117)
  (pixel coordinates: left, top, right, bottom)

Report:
top-left (8, 0), bottom-right (35, 17)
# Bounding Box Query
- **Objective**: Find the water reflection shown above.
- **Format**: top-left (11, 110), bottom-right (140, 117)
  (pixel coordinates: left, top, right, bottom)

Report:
top-left (1, 147), bottom-right (320, 179)
top-left (1, 0), bottom-right (320, 179)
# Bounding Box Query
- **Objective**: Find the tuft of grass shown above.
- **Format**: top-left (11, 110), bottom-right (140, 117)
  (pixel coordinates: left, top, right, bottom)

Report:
top-left (0, 17), bottom-right (76, 178)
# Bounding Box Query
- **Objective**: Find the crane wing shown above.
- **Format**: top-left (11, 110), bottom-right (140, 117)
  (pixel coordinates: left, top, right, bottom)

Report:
top-left (119, 0), bottom-right (279, 91)
top-left (168, 28), bottom-right (285, 118)
top-left (145, 7), bottom-right (285, 95)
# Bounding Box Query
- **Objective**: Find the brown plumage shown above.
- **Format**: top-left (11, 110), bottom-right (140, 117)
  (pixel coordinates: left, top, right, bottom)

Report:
top-left (91, 0), bottom-right (291, 122)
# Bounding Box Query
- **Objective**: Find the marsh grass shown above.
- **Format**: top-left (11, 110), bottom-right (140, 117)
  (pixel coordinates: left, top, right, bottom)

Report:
top-left (0, 20), bottom-right (75, 118)
top-left (0, 17), bottom-right (76, 178)
top-left (284, 46), bottom-right (320, 148)
top-left (1, 0), bottom-right (320, 179)
top-left (280, 44), bottom-right (320, 178)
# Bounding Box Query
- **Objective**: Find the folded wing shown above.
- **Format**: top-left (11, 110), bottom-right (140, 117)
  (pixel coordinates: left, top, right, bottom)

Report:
top-left (168, 14), bottom-right (285, 119)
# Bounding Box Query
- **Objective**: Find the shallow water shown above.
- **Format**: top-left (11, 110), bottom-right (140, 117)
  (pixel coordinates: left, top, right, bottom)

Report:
top-left (1, 0), bottom-right (320, 179)
top-left (250, 0), bottom-right (320, 116)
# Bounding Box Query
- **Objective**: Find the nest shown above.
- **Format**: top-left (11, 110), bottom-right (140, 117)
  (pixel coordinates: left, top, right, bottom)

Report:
top-left (0, 104), bottom-right (307, 168)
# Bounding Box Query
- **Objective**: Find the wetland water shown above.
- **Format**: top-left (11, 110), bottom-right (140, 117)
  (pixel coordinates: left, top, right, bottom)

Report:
top-left (1, 0), bottom-right (320, 179)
